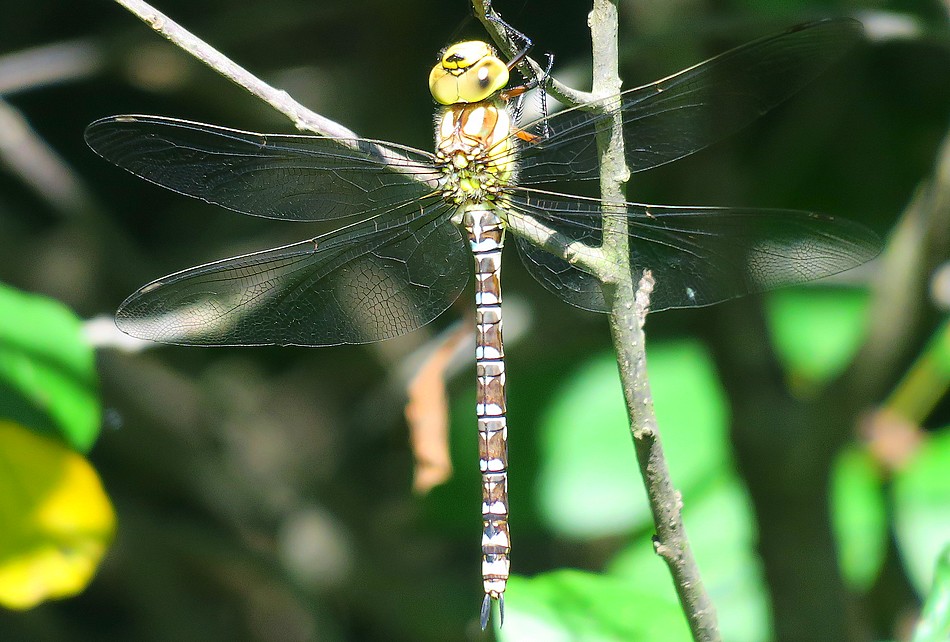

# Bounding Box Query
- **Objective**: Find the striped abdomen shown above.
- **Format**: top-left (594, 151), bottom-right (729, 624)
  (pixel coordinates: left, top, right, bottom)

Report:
top-left (461, 204), bottom-right (510, 626)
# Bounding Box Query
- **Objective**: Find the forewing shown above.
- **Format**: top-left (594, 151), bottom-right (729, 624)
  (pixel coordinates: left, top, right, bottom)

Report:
top-left (85, 115), bottom-right (440, 221)
top-left (515, 18), bottom-right (863, 184)
top-left (116, 200), bottom-right (467, 346)
top-left (508, 193), bottom-right (881, 312)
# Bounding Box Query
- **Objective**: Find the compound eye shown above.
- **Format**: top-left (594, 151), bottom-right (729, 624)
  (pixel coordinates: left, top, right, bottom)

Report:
top-left (441, 41), bottom-right (493, 70)
top-left (429, 41), bottom-right (509, 105)
top-left (456, 57), bottom-right (509, 103)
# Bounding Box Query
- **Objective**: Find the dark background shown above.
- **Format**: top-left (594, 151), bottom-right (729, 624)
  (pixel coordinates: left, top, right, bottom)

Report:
top-left (0, 0), bottom-right (948, 640)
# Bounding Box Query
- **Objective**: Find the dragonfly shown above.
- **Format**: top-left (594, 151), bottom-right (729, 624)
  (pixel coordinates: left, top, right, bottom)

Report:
top-left (85, 18), bottom-right (879, 628)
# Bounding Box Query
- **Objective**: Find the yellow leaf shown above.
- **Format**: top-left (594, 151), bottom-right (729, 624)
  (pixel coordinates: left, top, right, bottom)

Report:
top-left (0, 420), bottom-right (115, 609)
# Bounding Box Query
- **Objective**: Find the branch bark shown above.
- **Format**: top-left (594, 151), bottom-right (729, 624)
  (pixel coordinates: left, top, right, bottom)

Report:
top-left (472, 0), bottom-right (592, 107)
top-left (113, 0), bottom-right (357, 139)
top-left (589, 2), bottom-right (720, 640)
top-left (480, 1), bottom-right (720, 637)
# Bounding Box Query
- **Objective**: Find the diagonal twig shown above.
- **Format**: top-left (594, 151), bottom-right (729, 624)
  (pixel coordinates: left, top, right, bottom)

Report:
top-left (112, 0), bottom-right (357, 138)
top-left (108, 0), bottom-right (447, 184)
top-left (471, 0), bottom-right (591, 107)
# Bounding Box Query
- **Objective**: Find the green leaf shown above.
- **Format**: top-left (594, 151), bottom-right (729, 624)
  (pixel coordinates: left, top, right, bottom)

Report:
top-left (534, 352), bottom-right (644, 535)
top-left (766, 288), bottom-right (870, 389)
top-left (0, 284), bottom-right (100, 451)
top-left (535, 340), bottom-right (729, 538)
top-left (831, 447), bottom-right (887, 590)
top-left (893, 428), bottom-right (950, 594)
top-left (911, 544), bottom-right (950, 642)
top-left (607, 474), bottom-right (770, 642)
top-left (0, 420), bottom-right (115, 609)
top-left (498, 570), bottom-right (691, 642)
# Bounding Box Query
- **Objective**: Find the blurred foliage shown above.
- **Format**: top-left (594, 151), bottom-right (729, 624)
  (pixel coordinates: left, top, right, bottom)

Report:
top-left (766, 288), bottom-right (871, 391)
top-left (535, 341), bottom-right (728, 538)
top-left (911, 544), bottom-right (950, 642)
top-left (0, 283), bottom-right (100, 451)
top-left (887, 318), bottom-right (950, 423)
top-left (500, 571), bottom-right (692, 641)
top-left (831, 447), bottom-right (888, 591)
top-left (608, 473), bottom-right (769, 642)
top-left (0, 0), bottom-right (948, 640)
top-left (0, 283), bottom-right (111, 610)
top-left (0, 420), bottom-right (115, 610)
top-left (894, 429), bottom-right (950, 594)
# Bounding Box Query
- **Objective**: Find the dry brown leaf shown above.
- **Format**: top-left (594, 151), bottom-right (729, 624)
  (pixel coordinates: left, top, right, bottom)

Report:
top-left (405, 323), bottom-right (471, 494)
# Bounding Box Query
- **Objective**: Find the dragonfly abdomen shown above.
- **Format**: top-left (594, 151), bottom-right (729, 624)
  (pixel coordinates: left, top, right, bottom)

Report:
top-left (460, 204), bottom-right (511, 627)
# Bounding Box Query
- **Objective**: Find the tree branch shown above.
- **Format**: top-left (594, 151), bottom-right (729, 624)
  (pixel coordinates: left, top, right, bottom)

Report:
top-left (589, 1), bottom-right (720, 640)
top-left (471, 0), bottom-right (592, 107)
top-left (482, 1), bottom-right (720, 637)
top-left (109, 0), bottom-right (442, 180)
top-left (112, 0), bottom-right (357, 139)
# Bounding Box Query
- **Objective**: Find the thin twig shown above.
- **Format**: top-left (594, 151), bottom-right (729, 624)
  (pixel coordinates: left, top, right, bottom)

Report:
top-left (588, 1), bottom-right (720, 640)
top-left (852, 125), bottom-right (950, 391)
top-left (0, 98), bottom-right (96, 215)
top-left (481, 1), bottom-right (719, 636)
top-left (0, 38), bottom-right (102, 95)
top-left (113, 0), bottom-right (357, 139)
top-left (471, 0), bottom-right (592, 107)
top-left (109, 0), bottom-right (442, 182)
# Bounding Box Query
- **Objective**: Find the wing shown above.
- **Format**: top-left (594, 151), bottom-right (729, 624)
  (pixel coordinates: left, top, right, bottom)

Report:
top-left (513, 18), bottom-right (863, 184)
top-left (85, 115), bottom-right (440, 221)
top-left (116, 199), bottom-right (467, 346)
top-left (507, 192), bottom-right (880, 312)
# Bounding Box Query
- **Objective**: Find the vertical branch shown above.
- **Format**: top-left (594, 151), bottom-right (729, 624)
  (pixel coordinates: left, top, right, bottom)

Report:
top-left (589, 1), bottom-right (720, 640)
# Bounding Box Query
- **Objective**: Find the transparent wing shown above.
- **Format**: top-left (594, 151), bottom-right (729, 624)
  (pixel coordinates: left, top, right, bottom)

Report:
top-left (116, 199), bottom-right (467, 346)
top-left (513, 18), bottom-right (863, 184)
top-left (508, 191), bottom-right (880, 312)
top-left (85, 115), bottom-right (440, 221)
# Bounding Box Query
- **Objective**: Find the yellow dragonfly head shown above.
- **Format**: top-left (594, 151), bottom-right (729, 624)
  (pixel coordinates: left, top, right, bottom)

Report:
top-left (429, 41), bottom-right (510, 106)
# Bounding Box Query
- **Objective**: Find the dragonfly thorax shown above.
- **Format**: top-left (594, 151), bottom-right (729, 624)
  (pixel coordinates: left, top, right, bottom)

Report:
top-left (435, 102), bottom-right (515, 206)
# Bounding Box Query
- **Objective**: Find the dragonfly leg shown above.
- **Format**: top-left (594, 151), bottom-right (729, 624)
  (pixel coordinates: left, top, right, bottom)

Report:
top-left (500, 52), bottom-right (555, 139)
top-left (482, 0), bottom-right (534, 69)
top-left (482, 0), bottom-right (555, 138)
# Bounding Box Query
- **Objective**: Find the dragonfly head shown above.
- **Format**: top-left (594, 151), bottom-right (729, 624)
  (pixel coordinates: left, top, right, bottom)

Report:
top-left (429, 41), bottom-right (509, 106)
